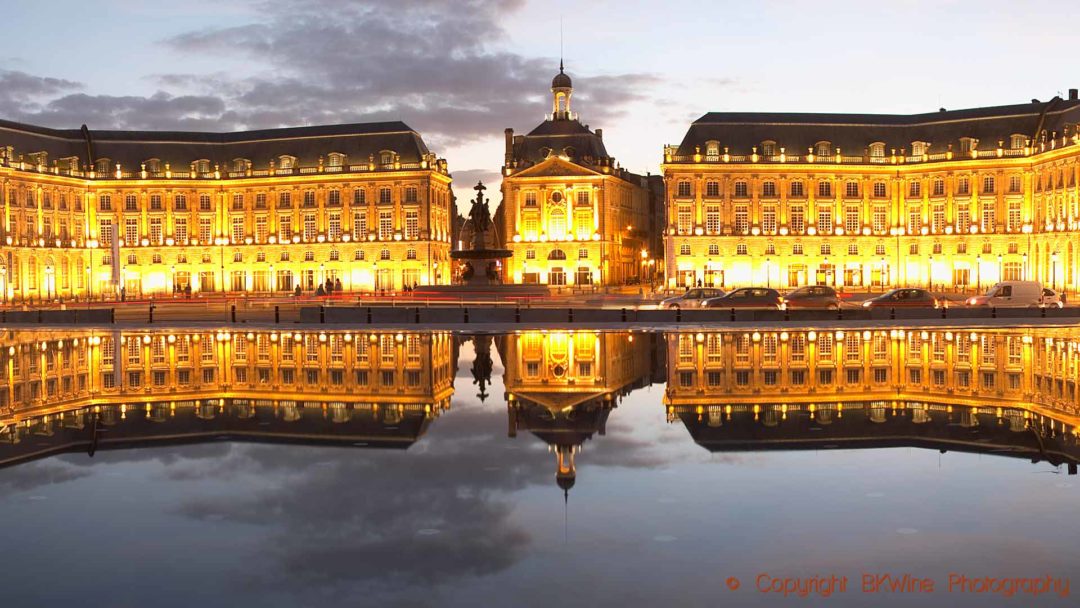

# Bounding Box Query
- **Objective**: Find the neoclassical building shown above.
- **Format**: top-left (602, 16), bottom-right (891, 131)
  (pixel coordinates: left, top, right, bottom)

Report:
top-left (0, 120), bottom-right (453, 301)
top-left (663, 92), bottom-right (1080, 292)
top-left (500, 65), bottom-right (656, 287)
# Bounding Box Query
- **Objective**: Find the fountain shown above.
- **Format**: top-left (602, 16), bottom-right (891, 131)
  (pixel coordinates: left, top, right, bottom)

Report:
top-left (421, 181), bottom-right (547, 296)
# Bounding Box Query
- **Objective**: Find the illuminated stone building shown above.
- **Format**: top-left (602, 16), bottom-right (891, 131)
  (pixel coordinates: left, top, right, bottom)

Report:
top-left (663, 92), bottom-right (1080, 292)
top-left (499, 331), bottom-right (653, 491)
top-left (0, 120), bottom-right (453, 302)
top-left (0, 329), bottom-right (456, 462)
top-left (500, 65), bottom-right (655, 287)
top-left (663, 328), bottom-right (1080, 458)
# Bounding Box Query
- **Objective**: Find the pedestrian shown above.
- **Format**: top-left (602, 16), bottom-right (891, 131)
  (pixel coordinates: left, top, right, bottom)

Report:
top-left (335, 278), bottom-right (342, 293)
top-left (316, 284), bottom-right (325, 296)
top-left (294, 285), bottom-right (302, 297)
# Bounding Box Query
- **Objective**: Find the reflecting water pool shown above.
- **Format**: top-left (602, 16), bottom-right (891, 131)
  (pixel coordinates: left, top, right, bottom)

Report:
top-left (1, 327), bottom-right (1078, 607)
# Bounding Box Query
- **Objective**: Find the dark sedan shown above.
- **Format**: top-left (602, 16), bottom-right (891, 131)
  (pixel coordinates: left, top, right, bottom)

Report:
top-left (781, 285), bottom-right (840, 310)
top-left (703, 287), bottom-right (783, 309)
top-left (861, 288), bottom-right (941, 308)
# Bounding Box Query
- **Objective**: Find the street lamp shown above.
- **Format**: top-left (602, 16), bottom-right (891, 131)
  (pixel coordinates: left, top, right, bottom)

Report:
top-left (44, 265), bottom-right (54, 300)
top-left (997, 254), bottom-right (1003, 282)
top-left (1052, 251), bottom-right (1060, 291)
top-left (765, 255), bottom-right (772, 288)
top-left (927, 255), bottom-right (933, 289)
top-left (1022, 253), bottom-right (1029, 280)
top-left (976, 255), bottom-right (982, 292)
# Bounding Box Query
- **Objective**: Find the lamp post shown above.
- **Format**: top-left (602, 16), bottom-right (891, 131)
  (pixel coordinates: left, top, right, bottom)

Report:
top-left (1052, 251), bottom-right (1060, 291)
top-left (927, 255), bottom-right (933, 289)
top-left (997, 254), bottom-right (1003, 283)
top-left (1022, 253), bottom-right (1028, 280)
top-left (44, 265), bottom-right (54, 300)
top-left (822, 256), bottom-right (830, 287)
top-left (976, 254), bottom-right (982, 292)
top-left (269, 264), bottom-right (275, 293)
top-left (765, 255), bottom-right (772, 288)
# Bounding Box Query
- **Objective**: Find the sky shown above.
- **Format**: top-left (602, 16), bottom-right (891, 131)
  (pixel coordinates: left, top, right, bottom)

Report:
top-left (1, 0), bottom-right (1078, 212)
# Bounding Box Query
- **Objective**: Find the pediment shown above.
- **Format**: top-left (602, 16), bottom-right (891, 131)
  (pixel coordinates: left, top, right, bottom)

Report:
top-left (511, 156), bottom-right (603, 179)
top-left (512, 389), bottom-right (606, 411)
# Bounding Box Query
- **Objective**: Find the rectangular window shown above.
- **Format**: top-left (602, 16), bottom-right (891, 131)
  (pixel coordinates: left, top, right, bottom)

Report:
top-left (231, 217), bottom-right (245, 243)
top-left (790, 181), bottom-right (805, 197)
top-left (761, 181), bottom-right (776, 198)
top-left (734, 205), bottom-right (749, 233)
top-left (99, 194), bottom-right (112, 211)
top-left (705, 206), bottom-right (720, 234)
top-left (303, 213), bottom-right (317, 241)
top-left (981, 201), bottom-right (995, 233)
top-left (982, 175), bottom-right (995, 194)
top-left (677, 206), bottom-right (693, 234)
top-left (150, 194), bottom-right (162, 211)
top-left (706, 181), bottom-right (720, 197)
top-left (762, 205), bottom-right (776, 233)
top-left (255, 217), bottom-right (268, 243)
top-left (405, 211), bottom-right (419, 239)
top-left (907, 206), bottom-right (922, 234)
top-left (956, 204), bottom-right (970, 233)
top-left (125, 218), bottom-right (139, 244)
top-left (379, 211), bottom-right (393, 239)
top-left (817, 205), bottom-right (832, 233)
top-left (353, 212), bottom-right (368, 239)
top-left (98, 219), bottom-right (114, 246)
top-left (524, 192), bottom-right (537, 207)
top-left (908, 181), bottom-right (921, 198)
top-left (174, 194), bottom-right (187, 211)
top-left (150, 218), bottom-right (163, 245)
top-left (844, 205), bottom-right (860, 233)
top-left (872, 205), bottom-right (887, 232)
top-left (278, 215), bottom-right (292, 240)
top-left (576, 190), bottom-right (589, 206)
top-left (845, 182), bottom-right (859, 198)
top-left (873, 182), bottom-right (887, 198)
top-left (199, 218), bottom-right (213, 243)
top-left (379, 188), bottom-right (392, 204)
top-left (174, 218), bottom-right (188, 244)
top-left (328, 213), bottom-right (342, 240)
top-left (789, 205), bottom-right (805, 233)
top-left (818, 181), bottom-right (832, 198)
top-left (199, 194), bottom-right (212, 211)
top-left (734, 181), bottom-right (748, 198)
top-left (328, 190), bottom-right (341, 207)
top-left (932, 204), bottom-right (945, 233)
top-left (1009, 175), bottom-right (1022, 193)
top-left (1007, 201), bottom-right (1022, 232)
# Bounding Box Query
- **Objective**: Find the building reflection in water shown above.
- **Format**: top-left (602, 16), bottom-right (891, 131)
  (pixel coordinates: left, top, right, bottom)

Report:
top-left (2, 326), bottom-right (1078, 479)
top-left (664, 328), bottom-right (1080, 471)
top-left (497, 331), bottom-right (657, 496)
top-left (0, 329), bottom-right (456, 465)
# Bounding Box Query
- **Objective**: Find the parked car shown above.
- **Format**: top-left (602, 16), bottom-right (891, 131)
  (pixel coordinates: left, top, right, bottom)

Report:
top-left (661, 288), bottom-right (725, 309)
top-left (703, 287), bottom-right (783, 309)
top-left (966, 281), bottom-right (1059, 308)
top-left (781, 285), bottom-right (840, 310)
top-left (862, 288), bottom-right (941, 308)
top-left (1041, 288), bottom-right (1065, 308)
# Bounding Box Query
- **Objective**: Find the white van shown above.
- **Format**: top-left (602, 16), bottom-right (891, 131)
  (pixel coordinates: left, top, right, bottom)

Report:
top-left (966, 281), bottom-right (1047, 308)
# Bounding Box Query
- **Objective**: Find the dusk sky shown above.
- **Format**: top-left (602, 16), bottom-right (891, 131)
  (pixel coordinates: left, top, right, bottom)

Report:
top-left (2, 0), bottom-right (1077, 211)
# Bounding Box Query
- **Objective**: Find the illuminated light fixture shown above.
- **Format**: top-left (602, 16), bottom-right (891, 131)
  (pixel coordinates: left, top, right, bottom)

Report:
top-left (342, 234), bottom-right (351, 242)
top-left (165, 237), bottom-right (175, 246)
top-left (292, 235), bottom-right (301, 243)
top-left (540, 234), bottom-right (548, 242)
top-left (945, 226), bottom-right (954, 235)
top-left (807, 227), bottom-right (817, 236)
top-left (779, 227), bottom-right (789, 236)
top-left (921, 227), bottom-right (929, 235)
top-left (245, 237), bottom-right (253, 245)
top-left (142, 335), bottom-right (151, 344)
top-left (834, 331), bottom-right (845, 340)
top-left (592, 233), bottom-right (601, 241)
top-left (368, 234), bottom-right (376, 241)
top-left (167, 335), bottom-right (176, 344)
top-left (270, 332), bottom-right (279, 342)
top-left (807, 331), bottom-right (817, 342)
top-left (317, 235), bottom-right (326, 243)
top-left (694, 227), bottom-right (704, 236)
top-left (834, 227), bottom-right (844, 236)
top-left (862, 331), bottom-right (871, 340)
top-left (751, 332), bottom-right (762, 342)
top-left (969, 225), bottom-right (979, 234)
top-left (779, 332), bottom-right (789, 342)
top-left (695, 333), bottom-right (705, 343)
top-left (751, 227), bottom-right (761, 236)
top-left (862, 227), bottom-right (871, 236)
top-left (318, 333), bottom-right (327, 343)
top-left (512, 234), bottom-right (522, 243)
top-left (140, 238), bottom-right (149, 247)
top-left (268, 235), bottom-right (277, 244)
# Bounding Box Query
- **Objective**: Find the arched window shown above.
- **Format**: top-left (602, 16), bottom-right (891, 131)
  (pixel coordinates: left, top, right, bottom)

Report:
top-left (193, 159), bottom-right (211, 174)
top-left (278, 155), bottom-right (296, 169)
top-left (562, 146), bottom-right (576, 159)
top-left (815, 141), bottom-right (832, 158)
top-left (761, 140), bottom-right (777, 157)
top-left (911, 141), bottom-right (928, 156)
top-left (869, 142), bottom-right (885, 158)
top-left (232, 158), bottom-right (249, 172)
top-left (379, 151), bottom-right (394, 167)
top-left (1009, 134), bottom-right (1026, 149)
top-left (705, 140), bottom-right (720, 157)
top-left (549, 208), bottom-right (567, 240)
top-left (144, 158), bottom-right (161, 173)
top-left (959, 137), bottom-right (977, 153)
top-left (95, 158), bottom-right (111, 175)
top-left (548, 249), bottom-right (567, 260)
top-left (327, 152), bottom-right (346, 167)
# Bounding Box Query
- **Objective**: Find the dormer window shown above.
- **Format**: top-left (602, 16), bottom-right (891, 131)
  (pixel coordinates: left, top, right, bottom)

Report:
top-left (959, 137), bottom-right (977, 153)
top-left (379, 151), bottom-right (394, 167)
top-left (705, 140), bottom-right (720, 157)
top-left (539, 147), bottom-right (553, 159)
top-left (761, 140), bottom-right (777, 157)
top-left (911, 141), bottom-right (928, 157)
top-left (144, 158), bottom-right (162, 173)
top-left (232, 158), bottom-right (250, 173)
top-left (327, 152), bottom-right (345, 167)
top-left (563, 146), bottom-right (576, 159)
top-left (194, 159), bottom-right (211, 174)
top-left (28, 152), bottom-right (47, 166)
top-left (1009, 134), bottom-right (1026, 150)
top-left (869, 142), bottom-right (886, 158)
top-left (815, 141), bottom-right (832, 158)
top-left (57, 156), bottom-right (79, 172)
top-left (95, 158), bottom-right (111, 175)
top-left (278, 155), bottom-right (296, 169)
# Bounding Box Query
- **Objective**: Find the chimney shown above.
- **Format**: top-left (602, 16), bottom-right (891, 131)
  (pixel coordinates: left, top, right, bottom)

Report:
top-left (504, 128), bottom-right (514, 165)
top-left (595, 128), bottom-right (603, 139)
top-left (1070, 88), bottom-right (1078, 101)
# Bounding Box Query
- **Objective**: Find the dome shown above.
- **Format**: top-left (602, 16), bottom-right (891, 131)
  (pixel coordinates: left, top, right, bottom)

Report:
top-left (552, 65), bottom-right (572, 89)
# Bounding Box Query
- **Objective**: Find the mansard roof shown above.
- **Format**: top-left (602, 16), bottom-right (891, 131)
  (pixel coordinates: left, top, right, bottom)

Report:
top-left (512, 117), bottom-right (610, 166)
top-left (0, 119), bottom-right (432, 170)
top-left (676, 96), bottom-right (1080, 157)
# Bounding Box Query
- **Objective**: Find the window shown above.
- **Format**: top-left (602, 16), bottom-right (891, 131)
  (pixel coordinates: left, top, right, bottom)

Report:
top-left (199, 194), bottom-right (212, 211)
top-left (99, 194), bottom-right (112, 211)
top-left (789, 205), bottom-right (805, 233)
top-left (677, 181), bottom-right (691, 197)
top-left (734, 181), bottom-right (748, 198)
top-left (125, 194), bottom-right (138, 211)
top-left (379, 188), bottom-right (392, 204)
top-left (1010, 134), bottom-right (1026, 149)
top-left (869, 142), bottom-right (885, 158)
top-left (736, 244), bottom-right (748, 255)
top-left (353, 212), bottom-right (367, 240)
top-left (174, 194), bottom-right (187, 211)
top-left (677, 206), bottom-right (693, 235)
top-left (354, 189), bottom-right (366, 206)
top-left (911, 141), bottom-right (928, 156)
top-left (405, 211), bottom-right (419, 239)
top-left (908, 206), bottom-right (922, 234)
top-left (908, 181), bottom-right (921, 198)
top-left (705, 181), bottom-right (720, 197)
top-left (1008, 175), bottom-right (1022, 193)
top-left (575, 190), bottom-right (589, 206)
top-left (328, 190), bottom-right (341, 207)
top-left (708, 244), bottom-right (720, 256)
top-left (125, 218), bottom-right (139, 244)
top-left (761, 141), bottom-right (777, 156)
top-left (982, 175), bottom-right (995, 194)
top-left (819, 243), bottom-right (831, 255)
top-left (405, 187), bottom-right (418, 203)
top-left (705, 206), bottom-right (720, 234)
top-left (818, 181), bottom-right (832, 198)
top-left (734, 205), bottom-right (749, 233)
top-left (762, 205), bottom-right (776, 233)
top-left (679, 244), bottom-right (691, 256)
top-left (981, 201), bottom-right (995, 233)
top-left (1007, 201), bottom-right (1022, 232)
top-left (150, 218), bottom-right (163, 245)
top-left (844, 206), bottom-right (860, 233)
top-left (932, 204), bottom-right (945, 233)
top-left (845, 181), bottom-right (859, 198)
top-left (815, 142), bottom-right (831, 157)
top-left (790, 181), bottom-right (805, 197)
top-left (174, 218), bottom-right (188, 244)
top-left (956, 203), bottom-right (970, 233)
top-left (792, 243), bottom-right (804, 255)
top-left (303, 213), bottom-right (317, 241)
top-left (873, 182), bottom-right (887, 198)
top-left (232, 217), bottom-right (245, 242)
top-left (957, 176), bottom-right (970, 195)
top-left (198, 218), bottom-right (213, 243)
top-left (378, 211), bottom-right (393, 239)
top-left (328, 213), bottom-right (342, 240)
top-left (524, 192), bottom-right (537, 207)
top-left (761, 180), bottom-right (776, 198)
top-left (848, 243), bottom-right (858, 255)
top-left (278, 215), bottom-right (292, 240)
top-left (354, 250), bottom-right (364, 261)
top-left (817, 205), bottom-right (833, 233)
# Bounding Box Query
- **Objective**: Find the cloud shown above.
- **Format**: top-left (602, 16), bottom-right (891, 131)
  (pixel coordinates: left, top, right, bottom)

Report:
top-left (0, 0), bottom-right (660, 151)
top-left (0, 461), bottom-right (90, 492)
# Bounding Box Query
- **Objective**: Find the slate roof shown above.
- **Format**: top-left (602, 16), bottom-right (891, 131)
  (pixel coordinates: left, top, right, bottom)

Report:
top-left (511, 117), bottom-right (610, 167)
top-left (0, 118), bottom-right (432, 170)
top-left (675, 96), bottom-right (1080, 157)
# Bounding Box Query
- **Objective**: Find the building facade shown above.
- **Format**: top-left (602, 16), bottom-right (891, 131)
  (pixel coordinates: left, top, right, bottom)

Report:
top-left (0, 120), bottom-right (453, 302)
top-left (500, 65), bottom-right (654, 287)
top-left (663, 93), bottom-right (1080, 293)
